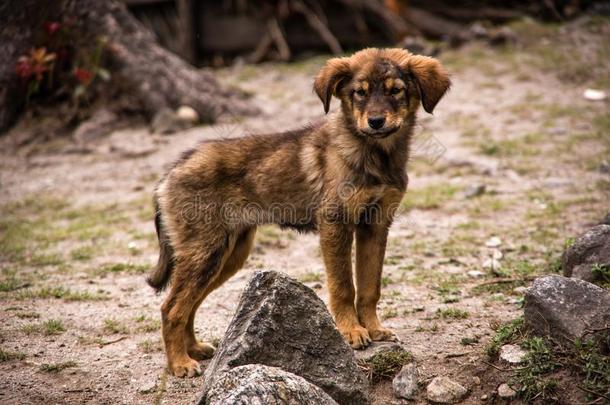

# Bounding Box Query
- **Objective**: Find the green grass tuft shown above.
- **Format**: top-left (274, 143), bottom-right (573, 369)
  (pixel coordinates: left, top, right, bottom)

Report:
top-left (358, 348), bottom-right (413, 382)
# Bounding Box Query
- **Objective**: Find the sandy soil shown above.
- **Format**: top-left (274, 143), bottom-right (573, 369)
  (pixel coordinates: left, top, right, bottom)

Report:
top-left (1, 17), bottom-right (609, 405)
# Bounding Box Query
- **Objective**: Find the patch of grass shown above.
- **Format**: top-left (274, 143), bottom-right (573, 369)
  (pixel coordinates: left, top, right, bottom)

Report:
top-left (381, 275), bottom-right (394, 287)
top-left (461, 336), bottom-right (479, 346)
top-left (17, 286), bottom-right (109, 301)
top-left (104, 318), bottom-right (129, 334)
top-left (436, 307), bottom-right (469, 320)
top-left (591, 263), bottom-right (610, 286)
top-left (299, 272), bottom-right (322, 283)
top-left (486, 317), bottom-right (525, 358)
top-left (70, 245), bottom-right (95, 261)
top-left (40, 361), bottom-right (78, 373)
top-left (358, 348), bottom-right (413, 382)
top-left (514, 337), bottom-right (560, 401)
top-left (381, 308), bottom-right (398, 320)
top-left (415, 323), bottom-right (439, 333)
top-left (135, 315), bottom-right (161, 333)
top-left (0, 271), bottom-right (27, 292)
top-left (0, 195), bottom-right (129, 266)
top-left (572, 339), bottom-right (610, 401)
top-left (402, 183), bottom-right (459, 210)
top-left (42, 319), bottom-right (65, 335)
top-left (139, 338), bottom-right (162, 353)
top-left (15, 311), bottom-right (40, 319)
top-left (0, 348), bottom-right (26, 362)
top-left (97, 262), bottom-right (149, 275)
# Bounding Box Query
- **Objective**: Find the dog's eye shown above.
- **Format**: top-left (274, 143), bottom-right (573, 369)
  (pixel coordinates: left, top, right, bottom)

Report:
top-left (390, 87), bottom-right (402, 95)
top-left (355, 89), bottom-right (366, 97)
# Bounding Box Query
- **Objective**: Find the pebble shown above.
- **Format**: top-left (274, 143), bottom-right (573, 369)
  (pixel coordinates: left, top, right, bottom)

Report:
top-left (392, 363), bottom-right (419, 400)
top-left (513, 286), bottom-right (528, 294)
top-left (498, 383), bottom-right (517, 398)
top-left (426, 376), bottom-right (468, 404)
top-left (467, 270), bottom-right (485, 279)
top-left (463, 184), bottom-right (486, 199)
top-left (485, 237), bottom-right (502, 248)
top-left (137, 380), bottom-right (157, 394)
top-left (176, 105), bottom-right (199, 123)
top-left (583, 88), bottom-right (606, 101)
top-left (499, 344), bottom-right (527, 364)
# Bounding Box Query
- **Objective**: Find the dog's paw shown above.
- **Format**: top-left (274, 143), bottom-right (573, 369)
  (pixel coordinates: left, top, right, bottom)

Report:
top-left (187, 341), bottom-right (216, 361)
top-left (169, 358), bottom-right (202, 378)
top-left (340, 324), bottom-right (372, 349)
top-left (367, 327), bottom-right (398, 342)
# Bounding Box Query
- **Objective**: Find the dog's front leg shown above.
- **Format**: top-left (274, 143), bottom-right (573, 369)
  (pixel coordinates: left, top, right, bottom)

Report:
top-left (355, 220), bottom-right (398, 342)
top-left (319, 221), bottom-right (372, 349)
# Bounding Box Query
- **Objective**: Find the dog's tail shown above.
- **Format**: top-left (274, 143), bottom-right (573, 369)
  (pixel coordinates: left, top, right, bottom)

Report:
top-left (147, 195), bottom-right (174, 292)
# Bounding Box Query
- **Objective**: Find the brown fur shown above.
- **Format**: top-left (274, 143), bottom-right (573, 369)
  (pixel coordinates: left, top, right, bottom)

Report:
top-left (148, 48), bottom-right (451, 377)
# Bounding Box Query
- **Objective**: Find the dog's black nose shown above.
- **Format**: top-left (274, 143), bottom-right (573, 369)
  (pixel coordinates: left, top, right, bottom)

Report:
top-left (368, 116), bottom-right (385, 130)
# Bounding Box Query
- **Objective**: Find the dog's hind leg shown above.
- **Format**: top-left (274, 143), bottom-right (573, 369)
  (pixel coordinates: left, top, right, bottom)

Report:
top-left (184, 227), bottom-right (256, 360)
top-left (161, 235), bottom-right (227, 377)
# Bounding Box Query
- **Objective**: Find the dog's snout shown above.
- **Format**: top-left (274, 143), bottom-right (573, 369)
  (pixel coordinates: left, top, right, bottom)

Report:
top-left (367, 116), bottom-right (385, 130)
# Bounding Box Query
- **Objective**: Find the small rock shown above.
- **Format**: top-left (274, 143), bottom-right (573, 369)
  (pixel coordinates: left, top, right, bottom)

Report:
top-left (562, 224), bottom-right (610, 283)
top-left (488, 27), bottom-right (518, 46)
top-left (463, 184), bottom-right (486, 199)
top-left (151, 108), bottom-right (190, 134)
top-left (599, 161), bottom-right (610, 174)
top-left (513, 286), bottom-right (528, 295)
top-left (176, 105), bottom-right (199, 123)
top-left (601, 212), bottom-right (610, 226)
top-left (497, 383), bottom-right (516, 398)
top-left (205, 365), bottom-right (338, 405)
top-left (73, 108), bottom-right (118, 144)
top-left (525, 275), bottom-right (610, 348)
top-left (392, 363), bottom-right (418, 400)
top-left (583, 88), bottom-right (607, 101)
top-left (483, 257), bottom-right (501, 272)
top-left (467, 270), bottom-right (485, 279)
top-left (480, 394), bottom-right (488, 400)
top-left (547, 127), bottom-right (568, 136)
top-left (499, 344), bottom-right (526, 364)
top-left (485, 237), bottom-right (502, 248)
top-left (426, 376), bottom-right (468, 404)
top-left (137, 380), bottom-right (157, 394)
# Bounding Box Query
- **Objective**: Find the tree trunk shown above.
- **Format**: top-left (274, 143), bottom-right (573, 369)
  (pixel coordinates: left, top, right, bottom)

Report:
top-left (0, 0), bottom-right (257, 134)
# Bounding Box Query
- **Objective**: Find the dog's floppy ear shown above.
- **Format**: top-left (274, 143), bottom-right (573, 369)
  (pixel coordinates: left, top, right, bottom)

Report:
top-left (408, 55), bottom-right (451, 114)
top-left (314, 57), bottom-right (351, 114)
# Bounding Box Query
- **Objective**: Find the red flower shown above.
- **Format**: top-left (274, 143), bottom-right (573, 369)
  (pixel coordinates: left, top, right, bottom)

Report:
top-left (16, 57), bottom-right (33, 79)
top-left (44, 21), bottom-right (61, 36)
top-left (74, 68), bottom-right (93, 85)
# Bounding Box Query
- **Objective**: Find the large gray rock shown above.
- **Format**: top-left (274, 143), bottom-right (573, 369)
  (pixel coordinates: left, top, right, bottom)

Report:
top-left (199, 271), bottom-right (369, 405)
top-left (524, 275), bottom-right (610, 348)
top-left (562, 224), bottom-right (610, 283)
top-left (205, 365), bottom-right (338, 405)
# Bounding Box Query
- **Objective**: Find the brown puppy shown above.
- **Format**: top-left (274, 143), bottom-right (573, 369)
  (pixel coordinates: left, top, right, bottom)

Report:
top-left (148, 48), bottom-right (450, 377)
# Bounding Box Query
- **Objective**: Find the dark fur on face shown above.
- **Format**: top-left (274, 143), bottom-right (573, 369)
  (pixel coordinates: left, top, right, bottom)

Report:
top-left (148, 48), bottom-right (450, 378)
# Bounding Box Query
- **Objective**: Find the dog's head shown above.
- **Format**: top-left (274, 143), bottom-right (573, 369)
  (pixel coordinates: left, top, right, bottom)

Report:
top-left (314, 48), bottom-right (450, 138)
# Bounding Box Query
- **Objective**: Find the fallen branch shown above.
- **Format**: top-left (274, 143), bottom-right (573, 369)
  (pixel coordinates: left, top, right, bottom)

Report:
top-left (473, 276), bottom-right (538, 289)
top-left (99, 336), bottom-right (127, 347)
top-left (291, 0), bottom-right (342, 54)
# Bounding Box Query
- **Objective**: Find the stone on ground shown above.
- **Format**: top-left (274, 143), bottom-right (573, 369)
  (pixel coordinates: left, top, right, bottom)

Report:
top-left (497, 383), bottom-right (517, 399)
top-left (524, 275), bottom-right (610, 348)
top-left (426, 376), bottom-right (468, 404)
top-left (562, 224), bottom-right (610, 283)
top-left (392, 363), bottom-right (418, 400)
top-left (499, 344), bottom-right (526, 364)
top-left (198, 270), bottom-right (369, 405)
top-left (204, 364), bottom-right (338, 405)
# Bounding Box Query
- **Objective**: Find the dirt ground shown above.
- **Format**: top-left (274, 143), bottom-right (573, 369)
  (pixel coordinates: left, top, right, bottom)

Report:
top-left (1, 16), bottom-right (609, 405)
